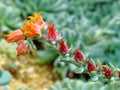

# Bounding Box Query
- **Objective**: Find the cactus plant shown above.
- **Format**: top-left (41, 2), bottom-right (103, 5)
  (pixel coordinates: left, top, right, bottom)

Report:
top-left (50, 79), bottom-right (120, 90)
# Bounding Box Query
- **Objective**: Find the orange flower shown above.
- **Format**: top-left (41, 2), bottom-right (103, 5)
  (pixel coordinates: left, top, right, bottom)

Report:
top-left (5, 30), bottom-right (24, 43)
top-left (16, 40), bottom-right (29, 56)
top-left (21, 21), bottom-right (41, 38)
top-left (28, 12), bottom-right (47, 30)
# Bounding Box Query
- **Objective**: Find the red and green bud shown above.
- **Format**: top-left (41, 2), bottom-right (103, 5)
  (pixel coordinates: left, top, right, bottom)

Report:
top-left (74, 49), bottom-right (84, 62)
top-left (59, 40), bottom-right (69, 54)
top-left (86, 61), bottom-right (98, 72)
top-left (118, 71), bottom-right (120, 78)
top-left (102, 66), bottom-right (113, 79)
top-left (46, 24), bottom-right (59, 41)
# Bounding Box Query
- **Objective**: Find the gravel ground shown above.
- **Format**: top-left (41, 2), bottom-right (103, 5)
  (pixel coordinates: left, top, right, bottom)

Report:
top-left (0, 55), bottom-right (58, 90)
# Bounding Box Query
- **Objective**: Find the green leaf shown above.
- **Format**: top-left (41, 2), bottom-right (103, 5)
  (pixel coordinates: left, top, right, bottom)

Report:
top-left (0, 70), bottom-right (12, 86)
top-left (90, 71), bottom-right (97, 76)
top-left (37, 49), bottom-right (58, 64)
top-left (60, 60), bottom-right (79, 67)
top-left (8, 62), bottom-right (17, 69)
top-left (90, 76), bottom-right (99, 81)
top-left (74, 67), bottom-right (84, 74)
top-left (109, 63), bottom-right (115, 69)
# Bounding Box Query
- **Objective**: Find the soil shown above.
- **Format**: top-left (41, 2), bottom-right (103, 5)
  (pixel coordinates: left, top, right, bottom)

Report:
top-left (0, 55), bottom-right (59, 90)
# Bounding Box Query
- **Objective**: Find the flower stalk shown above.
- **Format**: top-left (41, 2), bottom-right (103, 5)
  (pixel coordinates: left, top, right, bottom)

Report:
top-left (5, 12), bottom-right (120, 82)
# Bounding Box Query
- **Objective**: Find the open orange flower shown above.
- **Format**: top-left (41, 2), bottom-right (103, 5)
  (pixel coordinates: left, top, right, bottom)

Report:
top-left (28, 12), bottom-right (47, 30)
top-left (5, 29), bottom-right (24, 43)
top-left (21, 21), bottom-right (41, 38)
top-left (16, 40), bottom-right (29, 56)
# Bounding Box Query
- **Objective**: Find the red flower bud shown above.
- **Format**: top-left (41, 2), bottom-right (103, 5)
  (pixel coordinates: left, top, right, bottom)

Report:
top-left (16, 40), bottom-right (29, 56)
top-left (86, 61), bottom-right (98, 72)
top-left (104, 69), bottom-right (112, 79)
top-left (118, 71), bottom-right (120, 78)
top-left (46, 24), bottom-right (59, 41)
top-left (102, 65), bottom-right (107, 72)
top-left (74, 49), bottom-right (84, 62)
top-left (102, 66), bottom-right (113, 79)
top-left (59, 40), bottom-right (69, 54)
top-left (5, 30), bottom-right (24, 43)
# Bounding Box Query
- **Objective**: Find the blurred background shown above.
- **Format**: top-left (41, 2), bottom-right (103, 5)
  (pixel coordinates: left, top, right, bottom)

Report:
top-left (0, 0), bottom-right (120, 90)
